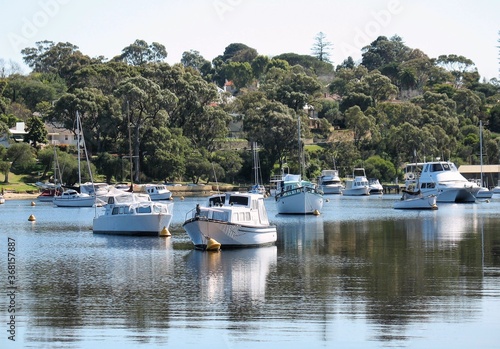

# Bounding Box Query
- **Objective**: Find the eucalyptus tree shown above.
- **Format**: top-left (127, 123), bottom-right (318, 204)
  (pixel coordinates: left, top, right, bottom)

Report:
top-left (436, 54), bottom-right (477, 87)
top-left (119, 39), bottom-right (167, 66)
top-left (140, 126), bottom-right (192, 182)
top-left (344, 106), bottom-right (375, 147)
top-left (237, 91), bottom-right (299, 172)
top-left (452, 89), bottom-right (482, 122)
top-left (50, 87), bottom-right (122, 154)
top-left (180, 50), bottom-right (212, 77)
top-left (220, 61), bottom-right (253, 89)
top-left (361, 35), bottom-right (412, 72)
top-left (141, 63), bottom-right (229, 151)
top-left (115, 75), bottom-right (177, 182)
top-left (69, 62), bottom-right (139, 94)
top-left (260, 66), bottom-right (322, 111)
top-left (4, 143), bottom-right (36, 182)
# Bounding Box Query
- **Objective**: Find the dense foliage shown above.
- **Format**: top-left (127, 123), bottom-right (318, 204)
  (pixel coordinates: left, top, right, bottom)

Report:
top-left (1, 35), bottom-right (499, 185)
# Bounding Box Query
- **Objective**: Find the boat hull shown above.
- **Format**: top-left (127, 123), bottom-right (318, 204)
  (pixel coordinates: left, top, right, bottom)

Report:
top-left (53, 196), bottom-right (96, 207)
top-left (422, 187), bottom-right (479, 203)
top-left (319, 185), bottom-right (343, 194)
top-left (93, 213), bottom-right (172, 236)
top-left (276, 191), bottom-right (323, 214)
top-left (342, 187), bottom-right (370, 196)
top-left (394, 195), bottom-right (438, 210)
top-left (183, 218), bottom-right (277, 249)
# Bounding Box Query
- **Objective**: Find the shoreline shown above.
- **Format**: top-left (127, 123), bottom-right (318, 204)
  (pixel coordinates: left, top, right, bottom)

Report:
top-left (2, 192), bottom-right (39, 200)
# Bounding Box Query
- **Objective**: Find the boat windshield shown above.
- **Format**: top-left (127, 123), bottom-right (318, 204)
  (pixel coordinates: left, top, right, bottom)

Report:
top-left (228, 195), bottom-right (249, 206)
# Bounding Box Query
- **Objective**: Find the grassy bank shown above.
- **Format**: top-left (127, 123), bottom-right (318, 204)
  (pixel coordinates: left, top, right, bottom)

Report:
top-left (0, 172), bottom-right (39, 194)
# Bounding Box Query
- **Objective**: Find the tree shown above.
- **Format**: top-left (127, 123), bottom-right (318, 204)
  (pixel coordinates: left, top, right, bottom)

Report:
top-left (311, 32), bottom-right (333, 63)
top-left (180, 50), bottom-right (211, 74)
top-left (21, 40), bottom-right (80, 74)
top-left (361, 35), bottom-right (411, 71)
top-left (119, 39), bottom-right (167, 65)
top-left (344, 106), bottom-right (375, 146)
top-left (436, 54), bottom-right (477, 87)
top-left (115, 76), bottom-right (177, 181)
top-left (220, 61), bottom-right (254, 89)
top-left (261, 67), bottom-right (322, 111)
top-left (239, 93), bottom-right (299, 171)
top-left (24, 114), bottom-right (47, 149)
top-left (4, 143), bottom-right (35, 182)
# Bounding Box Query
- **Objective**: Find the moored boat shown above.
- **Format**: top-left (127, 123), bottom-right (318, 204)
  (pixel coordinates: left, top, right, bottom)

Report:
top-left (343, 168), bottom-right (370, 196)
top-left (393, 189), bottom-right (438, 210)
top-left (93, 190), bottom-right (173, 236)
top-left (183, 192), bottom-right (277, 249)
top-left (136, 183), bottom-right (172, 200)
top-left (405, 160), bottom-right (480, 203)
top-left (274, 174), bottom-right (323, 214)
top-left (317, 169), bottom-right (343, 194)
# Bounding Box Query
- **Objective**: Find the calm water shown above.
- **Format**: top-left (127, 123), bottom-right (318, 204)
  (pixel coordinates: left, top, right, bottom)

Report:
top-left (1, 194), bottom-right (499, 349)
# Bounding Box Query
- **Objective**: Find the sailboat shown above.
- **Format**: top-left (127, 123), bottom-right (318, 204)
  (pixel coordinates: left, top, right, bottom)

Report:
top-left (53, 111), bottom-right (96, 207)
top-left (274, 115), bottom-right (323, 214)
top-left (475, 120), bottom-right (493, 199)
top-left (37, 147), bottom-right (63, 202)
top-left (249, 142), bottom-right (266, 195)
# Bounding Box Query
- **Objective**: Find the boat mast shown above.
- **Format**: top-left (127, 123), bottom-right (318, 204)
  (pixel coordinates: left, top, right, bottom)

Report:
top-left (76, 111), bottom-right (82, 186)
top-left (127, 101), bottom-right (134, 192)
top-left (480, 120), bottom-right (483, 187)
top-left (297, 114), bottom-right (303, 178)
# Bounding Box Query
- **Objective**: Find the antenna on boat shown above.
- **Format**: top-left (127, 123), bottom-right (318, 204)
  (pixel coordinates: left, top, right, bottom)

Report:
top-left (212, 162), bottom-right (220, 194)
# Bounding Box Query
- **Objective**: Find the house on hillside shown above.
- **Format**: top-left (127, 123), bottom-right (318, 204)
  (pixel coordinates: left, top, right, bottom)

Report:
top-left (0, 122), bottom-right (27, 148)
top-left (45, 122), bottom-right (79, 147)
top-left (0, 121), bottom-right (79, 148)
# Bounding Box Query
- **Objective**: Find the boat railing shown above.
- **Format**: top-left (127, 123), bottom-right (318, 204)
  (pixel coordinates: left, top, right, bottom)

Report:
top-left (275, 185), bottom-right (321, 200)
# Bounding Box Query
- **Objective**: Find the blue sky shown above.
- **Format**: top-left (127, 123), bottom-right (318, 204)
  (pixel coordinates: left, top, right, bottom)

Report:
top-left (1, 0), bottom-right (499, 80)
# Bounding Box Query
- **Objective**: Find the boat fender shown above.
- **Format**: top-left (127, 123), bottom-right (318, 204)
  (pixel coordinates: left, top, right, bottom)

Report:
top-left (159, 226), bottom-right (171, 237)
top-left (28, 214), bottom-right (36, 221)
top-left (206, 238), bottom-right (221, 251)
top-left (407, 173), bottom-right (415, 180)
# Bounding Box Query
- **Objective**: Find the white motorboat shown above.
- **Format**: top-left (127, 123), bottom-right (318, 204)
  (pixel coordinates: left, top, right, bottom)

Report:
top-left (393, 189), bottom-right (438, 210)
top-left (368, 178), bottom-right (383, 194)
top-left (405, 161), bottom-right (480, 203)
top-left (183, 192), bottom-right (277, 249)
top-left (317, 169), bottom-right (343, 194)
top-left (274, 173), bottom-right (323, 214)
top-left (93, 190), bottom-right (173, 236)
top-left (492, 186), bottom-right (500, 195)
top-left (53, 189), bottom-right (96, 207)
top-left (137, 183), bottom-right (172, 200)
top-left (343, 168), bottom-right (370, 196)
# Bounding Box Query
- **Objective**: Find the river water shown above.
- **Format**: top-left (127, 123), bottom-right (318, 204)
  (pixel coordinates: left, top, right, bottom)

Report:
top-left (0, 194), bottom-right (499, 349)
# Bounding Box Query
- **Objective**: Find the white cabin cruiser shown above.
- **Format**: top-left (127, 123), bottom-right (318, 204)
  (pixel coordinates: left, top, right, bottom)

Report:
top-left (317, 170), bottom-right (343, 194)
top-left (405, 161), bottom-right (480, 203)
top-left (183, 192), bottom-right (277, 249)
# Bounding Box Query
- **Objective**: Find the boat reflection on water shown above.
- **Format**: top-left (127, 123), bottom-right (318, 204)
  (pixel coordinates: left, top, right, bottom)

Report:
top-left (185, 246), bottom-right (277, 303)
